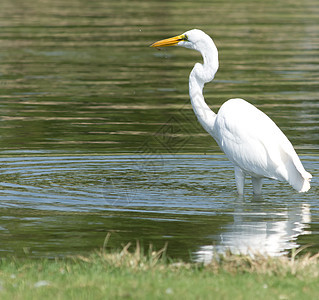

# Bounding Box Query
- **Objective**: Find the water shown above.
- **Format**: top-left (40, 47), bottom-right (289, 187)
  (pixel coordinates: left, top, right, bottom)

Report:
top-left (0, 0), bottom-right (318, 260)
top-left (0, 154), bottom-right (318, 260)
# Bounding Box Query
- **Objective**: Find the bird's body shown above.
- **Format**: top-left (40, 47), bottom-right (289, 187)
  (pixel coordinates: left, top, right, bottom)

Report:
top-left (151, 29), bottom-right (312, 194)
top-left (214, 98), bottom-right (311, 193)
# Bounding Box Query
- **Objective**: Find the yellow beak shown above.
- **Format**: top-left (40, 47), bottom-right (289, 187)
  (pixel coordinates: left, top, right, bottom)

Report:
top-left (150, 34), bottom-right (185, 48)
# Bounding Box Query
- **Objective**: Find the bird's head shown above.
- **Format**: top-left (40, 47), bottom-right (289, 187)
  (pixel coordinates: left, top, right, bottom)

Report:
top-left (150, 29), bottom-right (213, 52)
top-left (151, 29), bottom-right (219, 84)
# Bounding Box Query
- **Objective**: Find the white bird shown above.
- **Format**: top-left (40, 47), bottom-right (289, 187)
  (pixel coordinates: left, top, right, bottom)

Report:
top-left (151, 29), bottom-right (312, 195)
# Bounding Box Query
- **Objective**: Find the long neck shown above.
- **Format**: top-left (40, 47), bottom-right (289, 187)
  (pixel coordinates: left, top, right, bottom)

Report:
top-left (189, 41), bottom-right (219, 137)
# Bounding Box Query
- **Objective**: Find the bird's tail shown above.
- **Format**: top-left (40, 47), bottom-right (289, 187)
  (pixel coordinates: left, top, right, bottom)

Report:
top-left (295, 171), bottom-right (312, 193)
top-left (276, 143), bottom-right (312, 193)
top-left (286, 159), bottom-right (312, 193)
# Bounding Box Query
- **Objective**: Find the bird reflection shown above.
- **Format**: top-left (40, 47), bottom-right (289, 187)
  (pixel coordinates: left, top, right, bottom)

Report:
top-left (195, 196), bottom-right (311, 264)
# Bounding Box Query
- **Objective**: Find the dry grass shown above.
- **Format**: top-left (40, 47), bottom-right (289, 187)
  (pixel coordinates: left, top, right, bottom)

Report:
top-left (206, 248), bottom-right (319, 277)
top-left (73, 234), bottom-right (319, 278)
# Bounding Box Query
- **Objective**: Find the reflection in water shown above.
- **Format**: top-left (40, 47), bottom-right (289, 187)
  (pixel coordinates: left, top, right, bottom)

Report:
top-left (0, 154), bottom-right (317, 259)
top-left (195, 197), bottom-right (311, 263)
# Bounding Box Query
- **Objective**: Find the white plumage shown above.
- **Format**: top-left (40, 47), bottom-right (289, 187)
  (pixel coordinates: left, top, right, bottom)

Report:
top-left (151, 29), bottom-right (312, 194)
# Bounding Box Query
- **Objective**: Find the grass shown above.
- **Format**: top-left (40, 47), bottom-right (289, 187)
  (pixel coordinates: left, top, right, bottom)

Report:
top-left (0, 241), bottom-right (318, 300)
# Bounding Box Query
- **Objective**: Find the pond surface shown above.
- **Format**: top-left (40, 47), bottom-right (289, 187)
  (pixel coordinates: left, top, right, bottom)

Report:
top-left (0, 0), bottom-right (318, 260)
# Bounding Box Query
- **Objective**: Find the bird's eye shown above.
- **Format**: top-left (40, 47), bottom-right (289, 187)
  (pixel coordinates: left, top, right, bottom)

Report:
top-left (183, 34), bottom-right (188, 41)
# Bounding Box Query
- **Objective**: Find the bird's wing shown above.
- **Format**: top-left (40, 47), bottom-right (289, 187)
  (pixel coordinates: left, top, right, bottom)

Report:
top-left (214, 99), bottom-right (311, 191)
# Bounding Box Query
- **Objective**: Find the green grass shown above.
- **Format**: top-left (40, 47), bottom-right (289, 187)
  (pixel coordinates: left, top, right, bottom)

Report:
top-left (0, 243), bottom-right (318, 300)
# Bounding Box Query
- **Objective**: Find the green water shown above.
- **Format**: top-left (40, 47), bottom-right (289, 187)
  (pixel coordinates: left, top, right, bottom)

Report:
top-left (0, 0), bottom-right (318, 260)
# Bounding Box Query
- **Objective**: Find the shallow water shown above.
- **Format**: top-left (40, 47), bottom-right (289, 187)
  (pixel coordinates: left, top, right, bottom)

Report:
top-left (0, 0), bottom-right (318, 260)
top-left (0, 154), bottom-right (318, 260)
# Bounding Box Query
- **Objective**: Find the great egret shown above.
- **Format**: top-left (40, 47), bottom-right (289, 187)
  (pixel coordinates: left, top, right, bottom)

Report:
top-left (151, 29), bottom-right (312, 194)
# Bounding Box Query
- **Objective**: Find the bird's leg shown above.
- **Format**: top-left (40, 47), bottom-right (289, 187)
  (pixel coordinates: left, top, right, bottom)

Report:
top-left (234, 166), bottom-right (245, 195)
top-left (252, 177), bottom-right (263, 195)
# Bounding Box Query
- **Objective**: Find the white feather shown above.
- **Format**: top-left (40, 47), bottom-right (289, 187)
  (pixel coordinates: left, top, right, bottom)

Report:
top-left (213, 98), bottom-right (312, 192)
